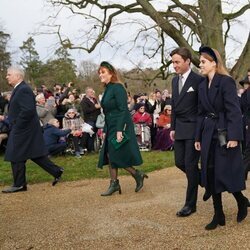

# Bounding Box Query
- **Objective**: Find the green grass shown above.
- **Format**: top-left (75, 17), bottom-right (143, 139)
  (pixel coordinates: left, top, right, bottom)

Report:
top-left (0, 151), bottom-right (175, 186)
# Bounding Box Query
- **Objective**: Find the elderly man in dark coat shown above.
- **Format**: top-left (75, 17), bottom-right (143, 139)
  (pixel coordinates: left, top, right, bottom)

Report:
top-left (0, 66), bottom-right (64, 193)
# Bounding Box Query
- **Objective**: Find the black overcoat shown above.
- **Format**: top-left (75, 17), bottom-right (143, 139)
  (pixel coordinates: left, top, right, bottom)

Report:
top-left (5, 82), bottom-right (47, 162)
top-left (195, 74), bottom-right (245, 193)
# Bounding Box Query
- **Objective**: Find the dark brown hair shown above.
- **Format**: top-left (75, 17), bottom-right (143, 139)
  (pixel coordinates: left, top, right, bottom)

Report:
top-left (170, 47), bottom-right (192, 61)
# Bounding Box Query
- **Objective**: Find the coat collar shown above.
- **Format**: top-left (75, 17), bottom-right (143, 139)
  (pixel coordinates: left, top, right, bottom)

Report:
top-left (9, 81), bottom-right (25, 102)
top-left (199, 73), bottom-right (222, 112)
top-left (174, 70), bottom-right (195, 106)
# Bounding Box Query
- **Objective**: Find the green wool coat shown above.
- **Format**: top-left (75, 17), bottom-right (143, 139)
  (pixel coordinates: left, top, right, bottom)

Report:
top-left (98, 82), bottom-right (143, 169)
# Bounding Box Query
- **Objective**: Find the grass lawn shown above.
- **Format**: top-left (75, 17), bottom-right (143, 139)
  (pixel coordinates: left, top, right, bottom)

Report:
top-left (0, 150), bottom-right (175, 186)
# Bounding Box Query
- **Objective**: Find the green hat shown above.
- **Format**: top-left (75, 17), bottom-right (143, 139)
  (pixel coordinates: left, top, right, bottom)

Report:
top-left (100, 61), bottom-right (115, 72)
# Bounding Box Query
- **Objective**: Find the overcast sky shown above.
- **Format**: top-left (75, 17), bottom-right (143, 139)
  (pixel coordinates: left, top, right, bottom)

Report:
top-left (0, 0), bottom-right (250, 71)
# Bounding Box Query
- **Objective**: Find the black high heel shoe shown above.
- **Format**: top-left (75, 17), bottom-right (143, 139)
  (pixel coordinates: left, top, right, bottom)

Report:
top-left (237, 196), bottom-right (249, 223)
top-left (205, 213), bottom-right (225, 230)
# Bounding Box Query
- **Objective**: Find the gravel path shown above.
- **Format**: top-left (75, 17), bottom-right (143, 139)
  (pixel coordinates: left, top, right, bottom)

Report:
top-left (0, 167), bottom-right (249, 250)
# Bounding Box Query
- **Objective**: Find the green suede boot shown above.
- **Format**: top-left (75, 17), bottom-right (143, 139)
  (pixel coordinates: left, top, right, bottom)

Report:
top-left (133, 170), bottom-right (148, 192)
top-left (101, 179), bottom-right (121, 196)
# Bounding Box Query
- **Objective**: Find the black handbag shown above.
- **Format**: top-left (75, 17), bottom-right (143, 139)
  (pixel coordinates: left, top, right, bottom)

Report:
top-left (217, 128), bottom-right (227, 147)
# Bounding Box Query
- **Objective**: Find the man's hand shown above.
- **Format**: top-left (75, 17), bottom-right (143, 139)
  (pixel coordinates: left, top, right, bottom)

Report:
top-left (194, 142), bottom-right (201, 151)
top-left (227, 141), bottom-right (238, 148)
top-left (170, 130), bottom-right (175, 141)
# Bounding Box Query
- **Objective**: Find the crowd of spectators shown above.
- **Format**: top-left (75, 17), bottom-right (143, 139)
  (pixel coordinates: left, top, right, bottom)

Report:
top-left (0, 75), bottom-right (249, 159)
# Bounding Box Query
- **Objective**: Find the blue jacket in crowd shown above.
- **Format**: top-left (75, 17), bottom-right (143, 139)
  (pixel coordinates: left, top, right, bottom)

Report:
top-left (43, 124), bottom-right (71, 147)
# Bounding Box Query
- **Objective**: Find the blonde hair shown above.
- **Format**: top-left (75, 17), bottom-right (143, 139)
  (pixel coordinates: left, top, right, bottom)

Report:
top-left (48, 118), bottom-right (58, 125)
top-left (35, 93), bottom-right (45, 102)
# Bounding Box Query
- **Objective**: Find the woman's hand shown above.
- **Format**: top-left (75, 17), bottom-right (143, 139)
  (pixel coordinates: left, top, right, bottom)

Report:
top-left (116, 131), bottom-right (123, 142)
top-left (102, 133), bottom-right (106, 140)
top-left (227, 140), bottom-right (238, 148)
top-left (194, 142), bottom-right (201, 151)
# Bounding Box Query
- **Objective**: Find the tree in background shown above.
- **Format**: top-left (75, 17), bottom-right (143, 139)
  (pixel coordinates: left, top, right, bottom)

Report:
top-left (0, 30), bottom-right (11, 91)
top-left (38, 46), bottom-right (77, 89)
top-left (19, 37), bottom-right (43, 85)
top-left (48, 0), bottom-right (250, 82)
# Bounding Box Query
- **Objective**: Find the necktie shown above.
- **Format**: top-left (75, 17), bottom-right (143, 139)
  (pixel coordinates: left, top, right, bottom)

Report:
top-left (178, 75), bottom-right (183, 94)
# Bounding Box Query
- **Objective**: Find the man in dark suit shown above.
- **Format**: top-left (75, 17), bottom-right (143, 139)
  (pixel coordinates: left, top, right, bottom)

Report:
top-left (80, 87), bottom-right (101, 152)
top-left (170, 47), bottom-right (204, 216)
top-left (0, 66), bottom-right (64, 193)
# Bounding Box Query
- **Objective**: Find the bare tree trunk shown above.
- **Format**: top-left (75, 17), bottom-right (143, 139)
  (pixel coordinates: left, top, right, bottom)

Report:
top-left (198, 0), bottom-right (225, 59)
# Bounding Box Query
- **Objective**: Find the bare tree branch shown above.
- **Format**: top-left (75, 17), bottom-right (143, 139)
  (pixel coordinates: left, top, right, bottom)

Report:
top-left (223, 3), bottom-right (250, 20)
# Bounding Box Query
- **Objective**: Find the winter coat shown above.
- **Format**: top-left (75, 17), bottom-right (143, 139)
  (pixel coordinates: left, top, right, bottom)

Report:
top-left (43, 124), bottom-right (71, 147)
top-left (98, 83), bottom-right (143, 168)
top-left (5, 82), bottom-right (47, 162)
top-left (195, 74), bottom-right (245, 193)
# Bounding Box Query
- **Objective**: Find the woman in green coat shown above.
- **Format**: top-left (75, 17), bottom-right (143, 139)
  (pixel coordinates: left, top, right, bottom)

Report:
top-left (97, 61), bottom-right (147, 196)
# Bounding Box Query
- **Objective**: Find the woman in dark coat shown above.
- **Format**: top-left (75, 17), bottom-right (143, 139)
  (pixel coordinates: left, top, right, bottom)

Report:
top-left (195, 46), bottom-right (249, 230)
top-left (97, 61), bottom-right (147, 196)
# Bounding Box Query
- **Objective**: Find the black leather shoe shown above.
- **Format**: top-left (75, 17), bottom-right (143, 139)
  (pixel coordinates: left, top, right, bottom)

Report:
top-left (176, 206), bottom-right (196, 217)
top-left (52, 168), bottom-right (64, 186)
top-left (2, 185), bottom-right (27, 193)
top-left (248, 200), bottom-right (250, 207)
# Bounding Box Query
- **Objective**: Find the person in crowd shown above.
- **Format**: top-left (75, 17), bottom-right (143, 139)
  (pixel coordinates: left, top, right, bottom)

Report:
top-left (0, 92), bottom-right (8, 114)
top-left (62, 108), bottom-right (85, 158)
top-left (170, 47), bottom-right (204, 217)
top-left (161, 89), bottom-right (172, 105)
top-left (97, 61), bottom-right (147, 196)
top-left (132, 103), bottom-right (152, 126)
top-left (43, 118), bottom-right (72, 157)
top-left (153, 105), bottom-right (173, 151)
top-left (0, 91), bottom-right (11, 149)
top-left (61, 93), bottom-right (81, 114)
top-left (55, 82), bottom-right (74, 127)
top-left (194, 46), bottom-right (249, 230)
top-left (41, 84), bottom-right (53, 99)
top-left (239, 77), bottom-right (250, 180)
top-left (127, 92), bottom-right (135, 115)
top-left (0, 66), bottom-right (64, 193)
top-left (36, 93), bottom-right (57, 126)
top-left (150, 89), bottom-right (165, 147)
top-left (1, 91), bottom-right (11, 116)
top-left (80, 87), bottom-right (101, 152)
top-left (132, 103), bottom-right (152, 147)
top-left (0, 119), bottom-right (9, 149)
